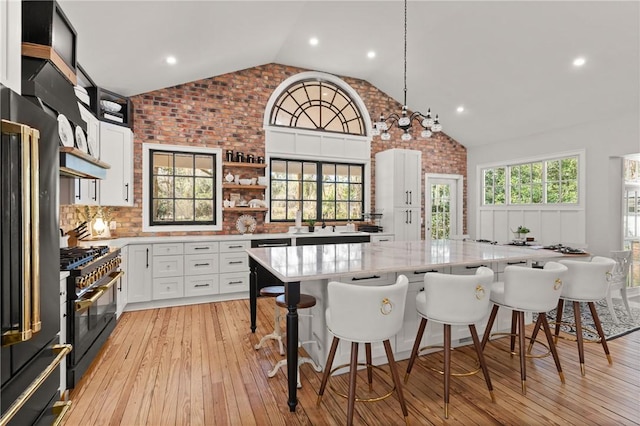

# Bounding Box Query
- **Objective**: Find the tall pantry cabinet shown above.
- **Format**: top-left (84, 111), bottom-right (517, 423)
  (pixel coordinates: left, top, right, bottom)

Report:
top-left (375, 149), bottom-right (422, 241)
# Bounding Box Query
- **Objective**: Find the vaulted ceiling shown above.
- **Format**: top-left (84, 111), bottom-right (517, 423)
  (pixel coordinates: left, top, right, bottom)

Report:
top-left (58, 1), bottom-right (639, 148)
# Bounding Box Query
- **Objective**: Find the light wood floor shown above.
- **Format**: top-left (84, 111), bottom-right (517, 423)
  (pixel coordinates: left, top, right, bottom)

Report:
top-left (62, 298), bottom-right (640, 425)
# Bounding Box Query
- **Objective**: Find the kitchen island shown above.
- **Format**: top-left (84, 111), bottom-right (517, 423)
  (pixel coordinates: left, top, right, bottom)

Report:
top-left (247, 239), bottom-right (563, 412)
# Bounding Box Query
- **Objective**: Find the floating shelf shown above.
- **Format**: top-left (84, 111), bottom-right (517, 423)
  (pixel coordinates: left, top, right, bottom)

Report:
top-left (223, 184), bottom-right (267, 190)
top-left (223, 207), bottom-right (268, 212)
top-left (223, 162), bottom-right (267, 169)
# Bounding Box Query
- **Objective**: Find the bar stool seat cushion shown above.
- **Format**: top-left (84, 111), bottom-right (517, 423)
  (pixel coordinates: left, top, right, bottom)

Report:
top-left (275, 293), bottom-right (316, 309)
top-left (260, 286), bottom-right (285, 297)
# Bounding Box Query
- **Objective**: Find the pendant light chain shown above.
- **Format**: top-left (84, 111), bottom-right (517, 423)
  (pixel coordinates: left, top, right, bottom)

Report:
top-left (403, 0), bottom-right (407, 107)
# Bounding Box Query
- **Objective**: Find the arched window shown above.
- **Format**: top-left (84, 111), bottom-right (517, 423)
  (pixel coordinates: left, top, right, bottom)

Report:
top-left (269, 79), bottom-right (366, 136)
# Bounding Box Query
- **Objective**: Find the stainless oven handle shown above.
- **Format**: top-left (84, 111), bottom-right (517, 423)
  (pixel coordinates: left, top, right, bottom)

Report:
top-left (0, 344), bottom-right (72, 426)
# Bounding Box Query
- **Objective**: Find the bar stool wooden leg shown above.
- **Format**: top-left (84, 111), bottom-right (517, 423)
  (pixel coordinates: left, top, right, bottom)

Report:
top-left (365, 343), bottom-right (373, 391)
top-left (443, 324), bottom-right (452, 418)
top-left (511, 310), bottom-right (519, 356)
top-left (317, 337), bottom-right (339, 406)
top-left (554, 299), bottom-right (565, 344)
top-left (347, 342), bottom-right (359, 426)
top-left (517, 311), bottom-right (527, 394)
top-left (527, 314), bottom-right (543, 354)
top-left (588, 301), bottom-right (613, 365)
top-left (383, 339), bottom-right (409, 425)
top-left (405, 317), bottom-right (427, 382)
top-left (539, 313), bottom-right (565, 384)
top-left (481, 305), bottom-right (499, 351)
top-left (573, 301), bottom-right (586, 376)
top-left (469, 324), bottom-right (495, 403)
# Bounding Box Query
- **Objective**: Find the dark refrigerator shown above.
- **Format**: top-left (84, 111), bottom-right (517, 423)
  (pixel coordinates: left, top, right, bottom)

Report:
top-left (1, 85), bottom-right (71, 425)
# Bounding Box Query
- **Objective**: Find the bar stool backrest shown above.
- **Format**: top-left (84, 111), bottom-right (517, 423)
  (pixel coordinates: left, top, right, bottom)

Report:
top-left (558, 257), bottom-right (616, 302)
top-left (502, 262), bottom-right (567, 312)
top-left (326, 275), bottom-right (409, 343)
top-left (422, 267), bottom-right (494, 325)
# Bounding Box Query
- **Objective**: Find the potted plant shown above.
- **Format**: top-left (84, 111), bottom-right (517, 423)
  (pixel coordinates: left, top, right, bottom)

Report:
top-left (512, 225), bottom-right (530, 240)
top-left (306, 219), bottom-right (316, 232)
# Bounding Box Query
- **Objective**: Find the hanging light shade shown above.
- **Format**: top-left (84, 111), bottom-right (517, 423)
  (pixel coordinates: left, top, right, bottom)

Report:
top-left (372, 0), bottom-right (442, 141)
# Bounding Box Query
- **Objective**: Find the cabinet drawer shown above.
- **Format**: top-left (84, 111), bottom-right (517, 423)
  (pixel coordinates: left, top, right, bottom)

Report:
top-left (153, 277), bottom-right (184, 300)
top-left (370, 235), bottom-right (394, 243)
top-left (184, 275), bottom-right (219, 297)
top-left (153, 255), bottom-right (184, 278)
top-left (219, 252), bottom-right (249, 273)
top-left (185, 242), bottom-right (219, 255)
top-left (450, 262), bottom-right (494, 276)
top-left (220, 240), bottom-right (250, 252)
top-left (405, 266), bottom-right (451, 283)
top-left (337, 272), bottom-right (395, 286)
top-left (219, 272), bottom-right (249, 294)
top-left (153, 243), bottom-right (184, 256)
top-left (185, 254), bottom-right (218, 276)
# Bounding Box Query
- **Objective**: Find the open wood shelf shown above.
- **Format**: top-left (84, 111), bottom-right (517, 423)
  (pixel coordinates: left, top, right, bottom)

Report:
top-left (223, 184), bottom-right (267, 190)
top-left (223, 207), bottom-right (268, 212)
top-left (223, 162), bottom-right (267, 169)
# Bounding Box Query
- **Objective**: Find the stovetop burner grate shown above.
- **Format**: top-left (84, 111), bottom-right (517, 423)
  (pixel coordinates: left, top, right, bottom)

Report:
top-left (60, 246), bottom-right (110, 270)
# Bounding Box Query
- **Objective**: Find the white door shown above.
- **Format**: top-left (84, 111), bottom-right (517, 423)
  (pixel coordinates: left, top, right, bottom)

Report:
top-left (425, 174), bottom-right (463, 240)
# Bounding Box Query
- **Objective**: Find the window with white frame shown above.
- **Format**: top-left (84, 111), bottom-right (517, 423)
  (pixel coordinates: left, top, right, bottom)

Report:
top-left (482, 155), bottom-right (579, 206)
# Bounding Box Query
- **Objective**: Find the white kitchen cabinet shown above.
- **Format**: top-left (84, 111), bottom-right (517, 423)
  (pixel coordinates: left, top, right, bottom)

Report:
top-left (375, 149), bottom-right (422, 240)
top-left (99, 121), bottom-right (133, 206)
top-left (127, 245), bottom-right (152, 303)
top-left (0, 0), bottom-right (21, 94)
top-left (116, 246), bottom-right (128, 318)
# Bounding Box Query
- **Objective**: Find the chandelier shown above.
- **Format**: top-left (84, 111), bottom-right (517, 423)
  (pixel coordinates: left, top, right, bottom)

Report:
top-left (372, 0), bottom-right (442, 141)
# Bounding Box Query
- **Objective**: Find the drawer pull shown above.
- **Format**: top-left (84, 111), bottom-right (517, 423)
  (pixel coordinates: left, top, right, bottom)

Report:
top-left (465, 264), bottom-right (488, 269)
top-left (228, 280), bottom-right (243, 285)
top-left (351, 275), bottom-right (380, 281)
top-left (228, 261), bottom-right (243, 265)
top-left (507, 260), bottom-right (527, 265)
top-left (414, 269), bottom-right (438, 274)
top-left (377, 239), bottom-right (390, 242)
top-left (257, 243), bottom-right (289, 247)
top-left (228, 245), bottom-right (244, 249)
top-left (194, 263), bottom-right (210, 267)
top-left (194, 283), bottom-right (210, 288)
top-left (194, 247), bottom-right (210, 250)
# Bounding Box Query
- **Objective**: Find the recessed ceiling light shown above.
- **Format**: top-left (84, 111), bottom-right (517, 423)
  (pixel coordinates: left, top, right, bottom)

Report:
top-left (367, 51), bottom-right (376, 59)
top-left (309, 37), bottom-right (319, 46)
top-left (166, 56), bottom-right (177, 65)
top-left (456, 106), bottom-right (465, 113)
top-left (573, 57), bottom-right (586, 67)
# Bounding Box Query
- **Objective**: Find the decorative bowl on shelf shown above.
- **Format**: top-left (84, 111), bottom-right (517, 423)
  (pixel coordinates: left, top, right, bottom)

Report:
top-left (239, 178), bottom-right (253, 185)
top-left (100, 100), bottom-right (122, 112)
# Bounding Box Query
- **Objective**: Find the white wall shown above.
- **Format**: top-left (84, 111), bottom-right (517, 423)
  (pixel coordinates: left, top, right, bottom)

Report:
top-left (467, 112), bottom-right (639, 256)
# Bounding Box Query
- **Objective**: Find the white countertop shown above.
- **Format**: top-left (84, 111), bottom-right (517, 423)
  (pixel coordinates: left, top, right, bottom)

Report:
top-left (246, 240), bottom-right (564, 283)
top-left (77, 231), bottom-right (390, 248)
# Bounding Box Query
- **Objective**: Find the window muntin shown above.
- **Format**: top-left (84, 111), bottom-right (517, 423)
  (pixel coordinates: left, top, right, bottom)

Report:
top-left (150, 150), bottom-right (216, 225)
top-left (483, 155), bottom-right (578, 205)
top-left (269, 79), bottom-right (366, 136)
top-left (270, 159), bottom-right (364, 221)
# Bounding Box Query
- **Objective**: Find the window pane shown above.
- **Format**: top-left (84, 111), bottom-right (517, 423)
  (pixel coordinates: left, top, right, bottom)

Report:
top-left (336, 183), bottom-right (349, 200)
top-left (547, 160), bottom-right (560, 181)
top-left (350, 184), bottom-right (362, 201)
top-left (175, 154), bottom-right (194, 176)
top-left (322, 202), bottom-right (335, 220)
top-left (175, 200), bottom-right (194, 221)
top-left (195, 177), bottom-right (213, 198)
top-left (195, 155), bottom-right (213, 176)
top-left (303, 162), bottom-right (317, 180)
top-left (287, 181), bottom-right (301, 199)
top-left (336, 164), bottom-right (349, 182)
top-left (532, 162), bottom-right (543, 181)
top-left (349, 202), bottom-right (362, 219)
top-left (175, 177), bottom-right (193, 198)
top-left (271, 181), bottom-right (287, 199)
top-left (532, 183), bottom-right (543, 203)
top-left (302, 182), bottom-right (317, 200)
top-left (288, 162), bottom-right (303, 180)
top-left (303, 201), bottom-right (316, 220)
top-left (153, 152), bottom-right (173, 175)
top-left (336, 202), bottom-right (348, 219)
top-left (350, 165), bottom-right (362, 183)
top-left (271, 161), bottom-right (287, 179)
top-left (153, 199), bottom-right (173, 222)
top-left (195, 200), bottom-right (213, 221)
top-left (562, 158), bottom-right (578, 180)
top-left (562, 181), bottom-right (578, 203)
top-left (323, 164), bottom-right (335, 182)
top-left (547, 182), bottom-right (560, 203)
top-left (287, 202), bottom-right (301, 220)
top-left (154, 176), bottom-right (173, 198)
top-left (322, 183), bottom-right (336, 200)
top-left (271, 201), bottom-right (286, 220)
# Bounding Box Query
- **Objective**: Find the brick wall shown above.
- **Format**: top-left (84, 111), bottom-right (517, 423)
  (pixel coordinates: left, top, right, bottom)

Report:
top-left (60, 63), bottom-right (466, 237)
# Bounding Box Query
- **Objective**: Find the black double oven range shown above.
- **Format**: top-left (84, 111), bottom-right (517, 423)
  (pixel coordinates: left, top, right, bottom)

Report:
top-left (60, 246), bottom-right (123, 388)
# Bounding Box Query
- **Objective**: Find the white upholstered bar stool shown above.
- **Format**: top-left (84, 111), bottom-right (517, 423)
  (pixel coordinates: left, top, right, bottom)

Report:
top-left (606, 250), bottom-right (633, 324)
top-left (554, 256), bottom-right (617, 376)
top-left (404, 267), bottom-right (496, 419)
top-left (254, 286), bottom-right (285, 355)
top-left (480, 262), bottom-right (568, 395)
top-left (267, 293), bottom-right (322, 388)
top-left (317, 275), bottom-right (409, 426)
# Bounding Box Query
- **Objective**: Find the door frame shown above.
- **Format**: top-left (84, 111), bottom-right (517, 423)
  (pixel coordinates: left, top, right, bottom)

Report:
top-left (425, 173), bottom-right (464, 240)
